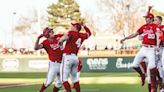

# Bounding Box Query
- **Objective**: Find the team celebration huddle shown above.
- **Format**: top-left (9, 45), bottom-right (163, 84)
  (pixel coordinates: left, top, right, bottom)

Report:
top-left (33, 5), bottom-right (164, 92)
top-left (1, 0), bottom-right (164, 92)
top-left (121, 6), bottom-right (164, 92)
top-left (34, 22), bottom-right (91, 92)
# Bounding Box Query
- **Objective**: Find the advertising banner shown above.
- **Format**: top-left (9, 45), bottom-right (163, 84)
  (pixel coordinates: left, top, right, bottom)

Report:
top-left (0, 56), bottom-right (135, 72)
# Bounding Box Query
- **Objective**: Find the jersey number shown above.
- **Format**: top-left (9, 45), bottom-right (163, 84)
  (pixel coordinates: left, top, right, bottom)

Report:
top-left (148, 34), bottom-right (155, 39)
top-left (75, 38), bottom-right (82, 48)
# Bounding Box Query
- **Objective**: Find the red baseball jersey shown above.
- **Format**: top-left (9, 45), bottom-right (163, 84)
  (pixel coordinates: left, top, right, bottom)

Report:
top-left (137, 23), bottom-right (158, 45)
top-left (63, 30), bottom-right (89, 55)
top-left (159, 25), bottom-right (164, 46)
top-left (41, 34), bottom-right (63, 62)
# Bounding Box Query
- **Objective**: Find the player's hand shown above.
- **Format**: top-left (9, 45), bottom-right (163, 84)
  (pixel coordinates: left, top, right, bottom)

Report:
top-left (120, 39), bottom-right (125, 44)
top-left (148, 6), bottom-right (153, 10)
top-left (80, 18), bottom-right (85, 26)
top-left (38, 34), bottom-right (44, 38)
top-left (80, 21), bottom-right (84, 27)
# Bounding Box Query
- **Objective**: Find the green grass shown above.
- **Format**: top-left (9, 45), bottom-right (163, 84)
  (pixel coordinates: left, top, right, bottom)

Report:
top-left (0, 72), bottom-right (47, 78)
top-left (0, 72), bottom-right (149, 92)
top-left (0, 72), bottom-right (137, 78)
top-left (0, 84), bottom-right (147, 92)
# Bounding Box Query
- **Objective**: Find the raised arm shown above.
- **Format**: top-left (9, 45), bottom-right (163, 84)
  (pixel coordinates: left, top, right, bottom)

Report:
top-left (34, 34), bottom-right (44, 50)
top-left (147, 6), bottom-right (153, 14)
top-left (83, 25), bottom-right (91, 37)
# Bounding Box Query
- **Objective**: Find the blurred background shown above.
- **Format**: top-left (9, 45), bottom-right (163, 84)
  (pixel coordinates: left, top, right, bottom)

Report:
top-left (0, 0), bottom-right (163, 55)
top-left (0, 0), bottom-right (164, 92)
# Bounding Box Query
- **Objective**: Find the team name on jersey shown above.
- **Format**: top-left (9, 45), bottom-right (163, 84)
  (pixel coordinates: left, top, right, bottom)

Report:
top-left (50, 44), bottom-right (63, 50)
top-left (143, 29), bottom-right (154, 34)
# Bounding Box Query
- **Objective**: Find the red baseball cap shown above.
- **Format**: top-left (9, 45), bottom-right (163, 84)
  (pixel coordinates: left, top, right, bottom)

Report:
top-left (71, 23), bottom-right (81, 31)
top-left (144, 13), bottom-right (154, 19)
top-left (43, 27), bottom-right (53, 38)
top-left (43, 27), bottom-right (53, 34)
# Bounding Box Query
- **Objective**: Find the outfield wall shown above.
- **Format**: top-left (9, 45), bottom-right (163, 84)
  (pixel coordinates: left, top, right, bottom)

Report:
top-left (81, 57), bottom-right (134, 72)
top-left (0, 55), bottom-right (134, 72)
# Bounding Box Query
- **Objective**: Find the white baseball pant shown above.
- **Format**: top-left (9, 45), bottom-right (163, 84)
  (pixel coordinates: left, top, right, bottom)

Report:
top-left (60, 53), bottom-right (79, 83)
top-left (132, 46), bottom-right (156, 83)
top-left (132, 46), bottom-right (156, 69)
top-left (44, 61), bottom-right (62, 88)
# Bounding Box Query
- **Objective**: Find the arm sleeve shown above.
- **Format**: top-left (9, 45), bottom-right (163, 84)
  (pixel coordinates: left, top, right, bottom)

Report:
top-left (67, 31), bottom-right (73, 37)
top-left (84, 26), bottom-right (91, 37)
top-left (41, 40), bottom-right (46, 48)
top-left (81, 33), bottom-right (89, 40)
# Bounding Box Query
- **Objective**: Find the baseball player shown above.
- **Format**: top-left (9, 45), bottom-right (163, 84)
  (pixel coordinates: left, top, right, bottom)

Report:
top-left (154, 16), bottom-right (164, 92)
top-left (58, 22), bottom-right (91, 92)
top-left (120, 8), bottom-right (159, 92)
top-left (34, 27), bottom-right (63, 92)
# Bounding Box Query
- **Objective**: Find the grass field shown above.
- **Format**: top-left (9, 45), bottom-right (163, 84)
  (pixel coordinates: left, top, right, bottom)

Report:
top-left (0, 72), bottom-right (149, 92)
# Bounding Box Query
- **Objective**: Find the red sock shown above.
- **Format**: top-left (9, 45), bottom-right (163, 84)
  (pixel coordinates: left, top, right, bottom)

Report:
top-left (155, 68), bottom-right (162, 81)
top-left (63, 81), bottom-right (71, 92)
top-left (140, 61), bottom-right (147, 74)
top-left (53, 86), bottom-right (59, 92)
top-left (133, 67), bottom-right (143, 75)
top-left (39, 83), bottom-right (46, 92)
top-left (150, 68), bottom-right (157, 92)
top-left (133, 67), bottom-right (146, 86)
top-left (74, 81), bottom-right (80, 92)
top-left (148, 84), bottom-right (151, 92)
top-left (155, 68), bottom-right (162, 90)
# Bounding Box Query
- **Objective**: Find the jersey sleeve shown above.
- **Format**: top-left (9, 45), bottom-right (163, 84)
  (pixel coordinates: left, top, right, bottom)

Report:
top-left (84, 26), bottom-right (91, 37)
top-left (67, 31), bottom-right (73, 37)
top-left (137, 26), bottom-right (144, 35)
top-left (80, 33), bottom-right (89, 40)
top-left (41, 40), bottom-right (46, 48)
